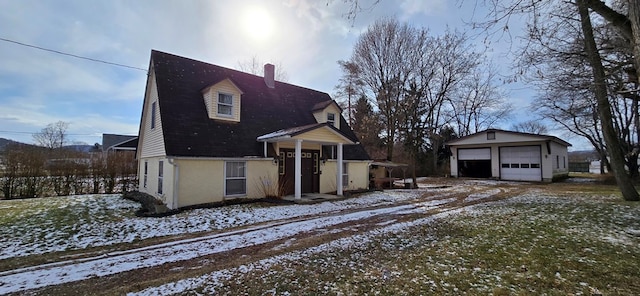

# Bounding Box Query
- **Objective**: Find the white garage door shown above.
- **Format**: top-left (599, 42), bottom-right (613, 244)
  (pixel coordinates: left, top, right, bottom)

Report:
top-left (500, 146), bottom-right (541, 181)
top-left (458, 148), bottom-right (491, 160)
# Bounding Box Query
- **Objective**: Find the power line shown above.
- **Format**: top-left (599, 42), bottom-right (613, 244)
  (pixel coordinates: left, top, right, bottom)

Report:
top-left (0, 37), bottom-right (148, 72)
top-left (0, 130), bottom-right (102, 136)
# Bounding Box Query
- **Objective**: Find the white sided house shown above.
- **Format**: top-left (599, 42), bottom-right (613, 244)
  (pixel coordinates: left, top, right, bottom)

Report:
top-left (447, 129), bottom-right (571, 182)
top-left (136, 50), bottom-right (371, 209)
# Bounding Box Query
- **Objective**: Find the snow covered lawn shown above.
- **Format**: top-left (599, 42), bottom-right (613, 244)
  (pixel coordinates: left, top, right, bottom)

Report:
top-left (0, 189), bottom-right (425, 261)
top-left (3, 177), bottom-right (638, 295)
top-left (134, 186), bottom-right (640, 295)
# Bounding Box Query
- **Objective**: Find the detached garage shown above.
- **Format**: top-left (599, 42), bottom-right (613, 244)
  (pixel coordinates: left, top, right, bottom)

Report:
top-left (447, 129), bottom-right (571, 182)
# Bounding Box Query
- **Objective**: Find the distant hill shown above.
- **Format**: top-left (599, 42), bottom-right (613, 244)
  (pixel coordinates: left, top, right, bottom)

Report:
top-left (0, 138), bottom-right (98, 153)
top-left (0, 138), bottom-right (21, 151)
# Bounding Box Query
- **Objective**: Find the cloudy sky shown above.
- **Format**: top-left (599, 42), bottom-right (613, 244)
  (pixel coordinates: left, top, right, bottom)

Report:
top-left (0, 0), bottom-right (580, 148)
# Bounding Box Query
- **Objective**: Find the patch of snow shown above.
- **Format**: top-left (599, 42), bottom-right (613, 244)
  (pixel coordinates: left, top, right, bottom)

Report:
top-left (1, 190), bottom-right (426, 260)
top-left (465, 188), bottom-right (502, 202)
top-left (0, 199), bottom-right (434, 294)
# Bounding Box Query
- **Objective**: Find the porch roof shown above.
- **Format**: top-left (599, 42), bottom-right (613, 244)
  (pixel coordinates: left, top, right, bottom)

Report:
top-left (256, 123), bottom-right (355, 145)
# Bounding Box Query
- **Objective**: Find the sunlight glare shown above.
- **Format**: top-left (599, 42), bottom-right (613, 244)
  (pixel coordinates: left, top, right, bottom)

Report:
top-left (243, 8), bottom-right (274, 41)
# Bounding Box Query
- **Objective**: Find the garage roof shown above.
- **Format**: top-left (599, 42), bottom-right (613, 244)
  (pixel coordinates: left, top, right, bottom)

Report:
top-left (446, 129), bottom-right (571, 147)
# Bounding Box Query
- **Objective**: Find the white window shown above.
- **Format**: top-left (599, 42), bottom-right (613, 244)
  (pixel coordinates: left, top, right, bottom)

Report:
top-left (225, 161), bottom-right (246, 196)
top-left (151, 101), bottom-right (157, 129)
top-left (342, 162), bottom-right (349, 188)
top-left (218, 93), bottom-right (233, 116)
top-left (327, 113), bottom-right (336, 126)
top-left (157, 160), bottom-right (163, 194)
top-left (143, 161), bottom-right (148, 188)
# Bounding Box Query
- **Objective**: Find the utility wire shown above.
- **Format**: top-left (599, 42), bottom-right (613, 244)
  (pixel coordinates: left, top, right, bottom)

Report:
top-left (0, 37), bottom-right (148, 72)
top-left (0, 130), bottom-right (102, 136)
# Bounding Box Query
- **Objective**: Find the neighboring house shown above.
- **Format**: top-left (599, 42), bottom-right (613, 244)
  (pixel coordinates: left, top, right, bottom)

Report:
top-left (102, 134), bottom-right (138, 153)
top-left (447, 129), bottom-right (571, 182)
top-left (136, 50), bottom-right (370, 209)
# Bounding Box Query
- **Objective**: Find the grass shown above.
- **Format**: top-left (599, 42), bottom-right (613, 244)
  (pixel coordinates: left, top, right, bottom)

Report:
top-left (3, 178), bottom-right (640, 295)
top-left (201, 189), bottom-right (640, 295)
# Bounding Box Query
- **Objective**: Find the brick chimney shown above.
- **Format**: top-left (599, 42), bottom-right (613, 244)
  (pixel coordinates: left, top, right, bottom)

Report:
top-left (264, 63), bottom-right (275, 88)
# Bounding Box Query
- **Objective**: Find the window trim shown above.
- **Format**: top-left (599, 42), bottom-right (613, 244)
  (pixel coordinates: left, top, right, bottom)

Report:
top-left (157, 160), bottom-right (163, 195)
top-left (143, 161), bottom-right (148, 188)
top-left (342, 162), bottom-right (349, 188)
top-left (327, 112), bottom-right (336, 126)
top-left (151, 101), bottom-right (157, 129)
top-left (217, 92), bottom-right (234, 117)
top-left (224, 161), bottom-right (247, 197)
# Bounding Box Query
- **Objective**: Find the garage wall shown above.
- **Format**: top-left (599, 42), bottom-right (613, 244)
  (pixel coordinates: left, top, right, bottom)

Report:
top-left (448, 130), bottom-right (570, 182)
top-left (550, 141), bottom-right (569, 179)
top-left (451, 141), bottom-right (569, 182)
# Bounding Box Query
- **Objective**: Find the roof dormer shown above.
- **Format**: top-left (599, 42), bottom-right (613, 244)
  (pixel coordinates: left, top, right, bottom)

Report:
top-left (312, 100), bottom-right (342, 129)
top-left (201, 78), bottom-right (243, 122)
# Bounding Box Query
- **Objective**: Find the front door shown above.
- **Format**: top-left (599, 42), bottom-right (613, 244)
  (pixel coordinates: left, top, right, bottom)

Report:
top-left (279, 149), bottom-right (320, 196)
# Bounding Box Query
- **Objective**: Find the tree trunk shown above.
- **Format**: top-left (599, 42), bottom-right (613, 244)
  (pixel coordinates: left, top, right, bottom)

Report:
top-left (629, 0), bottom-right (640, 87)
top-left (578, 0), bottom-right (639, 201)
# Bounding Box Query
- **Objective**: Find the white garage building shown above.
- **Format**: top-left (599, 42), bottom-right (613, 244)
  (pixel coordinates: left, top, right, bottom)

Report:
top-left (447, 129), bottom-right (571, 182)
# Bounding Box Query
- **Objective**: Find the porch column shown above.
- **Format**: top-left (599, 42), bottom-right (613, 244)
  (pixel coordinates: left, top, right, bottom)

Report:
top-left (295, 139), bottom-right (302, 199)
top-left (337, 143), bottom-right (343, 196)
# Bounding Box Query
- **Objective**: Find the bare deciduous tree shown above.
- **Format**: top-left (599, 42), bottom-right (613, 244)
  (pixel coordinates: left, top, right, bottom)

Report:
top-left (451, 64), bottom-right (511, 136)
top-left (33, 121), bottom-right (69, 149)
top-left (511, 120), bottom-right (548, 134)
top-left (472, 0), bottom-right (640, 201)
top-left (350, 18), bottom-right (417, 160)
top-left (237, 55), bottom-right (289, 82)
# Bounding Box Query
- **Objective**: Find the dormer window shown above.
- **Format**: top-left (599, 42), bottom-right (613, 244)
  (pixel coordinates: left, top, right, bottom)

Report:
top-left (327, 113), bottom-right (336, 127)
top-left (312, 100), bottom-right (341, 129)
top-left (202, 78), bottom-right (243, 122)
top-left (218, 93), bottom-right (233, 116)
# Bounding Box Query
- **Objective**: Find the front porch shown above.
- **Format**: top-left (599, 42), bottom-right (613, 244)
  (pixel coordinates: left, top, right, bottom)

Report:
top-left (257, 123), bottom-right (356, 200)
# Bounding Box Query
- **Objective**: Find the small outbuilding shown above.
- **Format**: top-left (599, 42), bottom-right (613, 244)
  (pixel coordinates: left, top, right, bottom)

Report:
top-left (447, 129), bottom-right (571, 182)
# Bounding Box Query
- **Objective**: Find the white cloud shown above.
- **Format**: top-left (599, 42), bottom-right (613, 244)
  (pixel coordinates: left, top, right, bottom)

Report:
top-left (0, 0), bottom-right (543, 146)
top-left (399, 0), bottom-right (447, 19)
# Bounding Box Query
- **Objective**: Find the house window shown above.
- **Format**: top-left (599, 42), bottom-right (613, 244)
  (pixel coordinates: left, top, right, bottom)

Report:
top-left (327, 113), bottom-right (336, 126)
top-left (556, 155), bottom-right (560, 169)
top-left (563, 156), bottom-right (566, 169)
top-left (218, 93), bottom-right (233, 116)
top-left (225, 161), bottom-right (246, 196)
top-left (342, 162), bottom-right (349, 188)
top-left (151, 101), bottom-right (157, 129)
top-left (487, 131), bottom-right (495, 140)
top-left (158, 160), bottom-right (163, 195)
top-left (143, 161), bottom-right (148, 188)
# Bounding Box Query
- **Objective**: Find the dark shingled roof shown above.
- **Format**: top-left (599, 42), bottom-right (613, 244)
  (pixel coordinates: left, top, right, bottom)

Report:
top-left (151, 50), bottom-right (370, 160)
top-left (102, 134), bottom-right (138, 151)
